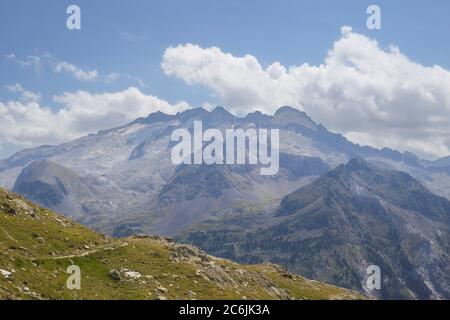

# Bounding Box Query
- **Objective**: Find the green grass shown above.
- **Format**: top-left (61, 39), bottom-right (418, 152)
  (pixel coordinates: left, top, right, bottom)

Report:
top-left (0, 188), bottom-right (364, 300)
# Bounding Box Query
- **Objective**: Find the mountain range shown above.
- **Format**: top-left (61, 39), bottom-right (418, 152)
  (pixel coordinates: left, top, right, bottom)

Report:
top-left (1, 106), bottom-right (449, 299)
top-left (180, 159), bottom-right (450, 299)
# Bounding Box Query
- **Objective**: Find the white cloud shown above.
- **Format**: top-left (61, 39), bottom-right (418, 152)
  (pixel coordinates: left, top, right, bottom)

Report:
top-left (6, 83), bottom-right (41, 103)
top-left (161, 27), bottom-right (450, 159)
top-left (53, 61), bottom-right (99, 81)
top-left (5, 53), bottom-right (42, 71)
top-left (0, 87), bottom-right (189, 149)
top-left (6, 53), bottom-right (120, 83)
top-left (103, 72), bottom-right (122, 83)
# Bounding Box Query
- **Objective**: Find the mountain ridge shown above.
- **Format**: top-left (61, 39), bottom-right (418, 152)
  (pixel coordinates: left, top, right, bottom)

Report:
top-left (1, 106), bottom-right (449, 299)
top-left (180, 159), bottom-right (450, 299)
top-left (0, 187), bottom-right (363, 300)
top-left (2, 106), bottom-right (450, 236)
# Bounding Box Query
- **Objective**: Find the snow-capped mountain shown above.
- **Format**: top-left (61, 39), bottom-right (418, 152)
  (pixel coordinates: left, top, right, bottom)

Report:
top-left (1, 106), bottom-right (450, 235)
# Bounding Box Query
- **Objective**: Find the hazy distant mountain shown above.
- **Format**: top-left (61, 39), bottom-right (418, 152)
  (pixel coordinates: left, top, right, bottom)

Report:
top-left (151, 154), bottom-right (331, 236)
top-left (423, 155), bottom-right (450, 168)
top-left (12, 160), bottom-right (88, 215)
top-left (181, 159), bottom-right (450, 299)
top-left (11, 159), bottom-right (140, 231)
top-left (1, 106), bottom-right (450, 236)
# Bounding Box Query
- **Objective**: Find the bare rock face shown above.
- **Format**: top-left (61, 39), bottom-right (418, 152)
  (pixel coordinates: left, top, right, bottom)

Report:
top-left (12, 160), bottom-right (89, 218)
top-left (0, 269), bottom-right (13, 280)
top-left (166, 241), bottom-right (302, 300)
top-left (2, 107), bottom-right (449, 300)
top-left (182, 159), bottom-right (450, 299)
top-left (3, 106), bottom-right (448, 238)
top-left (108, 269), bottom-right (122, 281)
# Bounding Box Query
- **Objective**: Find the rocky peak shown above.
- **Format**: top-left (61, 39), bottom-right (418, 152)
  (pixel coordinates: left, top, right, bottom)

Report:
top-left (273, 106), bottom-right (317, 129)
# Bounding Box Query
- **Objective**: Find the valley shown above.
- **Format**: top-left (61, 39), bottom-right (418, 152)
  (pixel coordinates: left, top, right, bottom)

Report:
top-left (179, 159), bottom-right (450, 299)
top-left (1, 106), bottom-right (449, 299)
top-left (0, 187), bottom-right (362, 300)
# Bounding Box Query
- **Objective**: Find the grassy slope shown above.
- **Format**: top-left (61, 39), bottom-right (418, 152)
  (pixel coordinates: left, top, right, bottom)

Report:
top-left (0, 188), bottom-right (364, 300)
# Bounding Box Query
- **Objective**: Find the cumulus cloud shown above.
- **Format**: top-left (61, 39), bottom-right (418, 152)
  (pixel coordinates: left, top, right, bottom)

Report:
top-left (0, 87), bottom-right (189, 149)
top-left (162, 26), bottom-right (450, 159)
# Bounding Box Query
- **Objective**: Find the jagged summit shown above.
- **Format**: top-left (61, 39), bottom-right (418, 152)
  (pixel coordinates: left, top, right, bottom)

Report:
top-left (281, 158), bottom-right (446, 220)
top-left (210, 105), bottom-right (233, 116)
top-left (244, 110), bottom-right (272, 124)
top-left (275, 105), bottom-right (302, 115)
top-left (177, 107), bottom-right (211, 121)
top-left (132, 105), bottom-right (316, 125)
top-left (132, 111), bottom-right (176, 125)
top-left (332, 157), bottom-right (372, 173)
top-left (273, 106), bottom-right (318, 129)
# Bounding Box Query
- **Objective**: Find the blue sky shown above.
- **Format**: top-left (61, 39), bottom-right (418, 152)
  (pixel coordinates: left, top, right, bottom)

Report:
top-left (1, 0), bottom-right (450, 159)
top-left (2, 0), bottom-right (449, 106)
